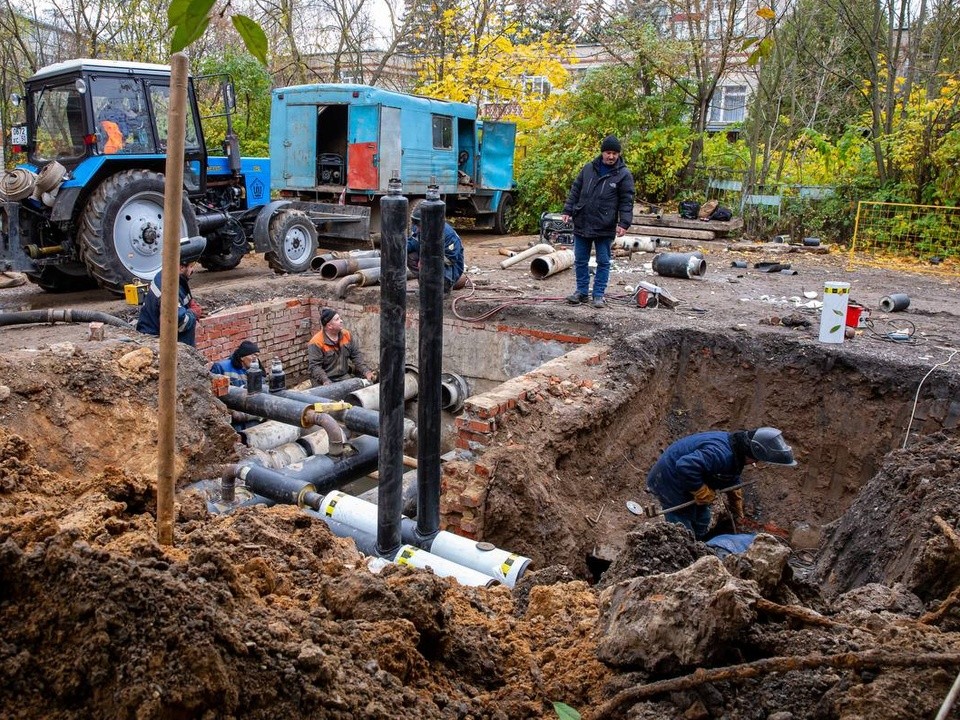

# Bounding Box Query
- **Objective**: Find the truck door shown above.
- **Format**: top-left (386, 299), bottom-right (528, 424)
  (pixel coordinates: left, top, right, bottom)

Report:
top-left (478, 121), bottom-right (516, 190)
top-left (347, 104), bottom-right (381, 190)
top-left (274, 103), bottom-right (318, 189)
top-left (377, 106), bottom-right (401, 191)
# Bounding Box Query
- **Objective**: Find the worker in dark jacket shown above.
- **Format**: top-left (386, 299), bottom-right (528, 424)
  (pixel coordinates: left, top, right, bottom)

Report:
top-left (136, 238), bottom-right (205, 346)
top-left (210, 340), bottom-right (260, 387)
top-left (406, 206), bottom-right (465, 292)
top-left (561, 135), bottom-right (635, 309)
top-left (307, 308), bottom-right (375, 385)
top-left (645, 427), bottom-right (798, 539)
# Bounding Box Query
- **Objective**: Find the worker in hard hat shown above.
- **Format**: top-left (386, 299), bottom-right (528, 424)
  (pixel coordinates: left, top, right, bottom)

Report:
top-left (406, 205), bottom-right (465, 292)
top-left (645, 427), bottom-right (798, 539)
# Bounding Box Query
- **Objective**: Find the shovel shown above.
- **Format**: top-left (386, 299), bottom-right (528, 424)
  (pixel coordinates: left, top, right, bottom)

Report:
top-left (626, 479), bottom-right (757, 518)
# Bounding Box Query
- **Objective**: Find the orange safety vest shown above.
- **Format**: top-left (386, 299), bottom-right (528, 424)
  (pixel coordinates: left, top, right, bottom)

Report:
top-left (101, 120), bottom-right (123, 154)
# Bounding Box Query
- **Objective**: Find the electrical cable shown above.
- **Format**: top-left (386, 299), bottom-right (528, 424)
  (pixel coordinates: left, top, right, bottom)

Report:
top-left (902, 346), bottom-right (959, 449)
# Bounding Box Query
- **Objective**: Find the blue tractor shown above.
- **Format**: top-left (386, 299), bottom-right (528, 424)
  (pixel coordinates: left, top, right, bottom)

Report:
top-left (0, 59), bottom-right (369, 295)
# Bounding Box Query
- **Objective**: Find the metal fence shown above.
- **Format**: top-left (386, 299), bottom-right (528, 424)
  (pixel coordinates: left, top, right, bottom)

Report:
top-left (849, 201), bottom-right (960, 275)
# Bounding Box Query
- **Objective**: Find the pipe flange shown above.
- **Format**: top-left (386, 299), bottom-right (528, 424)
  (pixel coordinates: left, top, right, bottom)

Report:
top-left (440, 372), bottom-right (470, 414)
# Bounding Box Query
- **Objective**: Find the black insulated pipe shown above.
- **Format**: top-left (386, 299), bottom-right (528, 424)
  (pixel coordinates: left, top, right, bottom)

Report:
top-left (0, 309), bottom-right (133, 329)
top-left (415, 187), bottom-right (445, 543)
top-left (304, 377), bottom-right (370, 401)
top-left (222, 386), bottom-right (312, 426)
top-left (376, 179), bottom-right (408, 558)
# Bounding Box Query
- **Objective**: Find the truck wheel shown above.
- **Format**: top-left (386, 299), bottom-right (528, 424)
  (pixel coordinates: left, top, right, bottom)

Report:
top-left (26, 265), bottom-right (99, 293)
top-left (493, 193), bottom-right (514, 235)
top-left (265, 210), bottom-right (318, 274)
top-left (79, 169), bottom-right (198, 294)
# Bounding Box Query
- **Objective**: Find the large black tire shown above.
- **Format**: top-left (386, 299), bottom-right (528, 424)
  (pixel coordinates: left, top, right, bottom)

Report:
top-left (199, 220), bottom-right (247, 272)
top-left (493, 193), bottom-right (514, 235)
top-left (265, 210), bottom-right (318, 274)
top-left (79, 169), bottom-right (198, 294)
top-left (25, 265), bottom-right (99, 293)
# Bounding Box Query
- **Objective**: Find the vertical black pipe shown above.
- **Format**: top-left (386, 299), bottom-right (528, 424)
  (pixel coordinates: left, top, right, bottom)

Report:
top-left (377, 179), bottom-right (408, 558)
top-left (415, 186), bottom-right (445, 542)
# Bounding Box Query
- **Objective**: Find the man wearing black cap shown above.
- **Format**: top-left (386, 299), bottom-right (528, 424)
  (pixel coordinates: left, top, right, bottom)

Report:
top-left (210, 340), bottom-right (260, 387)
top-left (561, 135), bottom-right (635, 309)
top-left (645, 427), bottom-right (798, 539)
top-left (307, 307), bottom-right (375, 385)
top-left (136, 239), bottom-right (206, 346)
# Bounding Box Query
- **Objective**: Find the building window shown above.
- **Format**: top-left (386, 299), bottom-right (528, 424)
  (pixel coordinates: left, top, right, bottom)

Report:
top-left (522, 75), bottom-right (551, 97)
top-left (432, 115), bottom-right (452, 149)
top-left (709, 85), bottom-right (747, 123)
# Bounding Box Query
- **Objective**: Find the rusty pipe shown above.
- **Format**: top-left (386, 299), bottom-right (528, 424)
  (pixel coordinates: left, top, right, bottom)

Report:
top-left (500, 243), bottom-right (554, 269)
top-left (304, 410), bottom-right (347, 456)
top-left (530, 249), bottom-right (575, 279)
top-left (318, 257), bottom-right (381, 280)
top-left (334, 272), bottom-right (362, 298)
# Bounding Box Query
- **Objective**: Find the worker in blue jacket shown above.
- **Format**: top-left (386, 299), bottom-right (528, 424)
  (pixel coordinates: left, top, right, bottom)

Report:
top-left (210, 340), bottom-right (260, 387)
top-left (136, 238), bottom-right (205, 346)
top-left (645, 427), bottom-right (798, 539)
top-left (407, 206), bottom-right (465, 292)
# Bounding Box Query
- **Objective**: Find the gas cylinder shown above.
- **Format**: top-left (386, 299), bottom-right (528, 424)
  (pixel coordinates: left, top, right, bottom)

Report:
top-left (268, 358), bottom-right (286, 393)
top-left (246, 359), bottom-right (264, 394)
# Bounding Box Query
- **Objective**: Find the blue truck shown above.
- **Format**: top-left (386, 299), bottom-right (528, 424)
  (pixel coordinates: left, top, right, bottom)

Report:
top-left (0, 59), bottom-right (369, 295)
top-left (269, 83), bottom-right (517, 234)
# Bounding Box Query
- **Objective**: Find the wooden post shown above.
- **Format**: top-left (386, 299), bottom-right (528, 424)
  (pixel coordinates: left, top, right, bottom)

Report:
top-left (156, 53), bottom-right (189, 546)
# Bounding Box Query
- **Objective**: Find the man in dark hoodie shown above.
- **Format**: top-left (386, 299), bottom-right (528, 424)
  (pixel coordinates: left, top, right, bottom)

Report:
top-left (645, 427), bottom-right (799, 539)
top-left (561, 135), bottom-right (635, 309)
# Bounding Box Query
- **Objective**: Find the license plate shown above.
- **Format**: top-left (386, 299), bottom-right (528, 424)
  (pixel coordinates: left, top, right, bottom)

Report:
top-left (10, 125), bottom-right (27, 145)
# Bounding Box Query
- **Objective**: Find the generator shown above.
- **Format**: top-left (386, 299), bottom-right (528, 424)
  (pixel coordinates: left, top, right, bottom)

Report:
top-left (539, 212), bottom-right (574, 246)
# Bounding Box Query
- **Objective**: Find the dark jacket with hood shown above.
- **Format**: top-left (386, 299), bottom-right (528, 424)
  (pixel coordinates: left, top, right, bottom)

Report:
top-left (136, 270), bottom-right (198, 346)
top-left (562, 155), bottom-right (635, 239)
top-left (645, 431), bottom-right (748, 507)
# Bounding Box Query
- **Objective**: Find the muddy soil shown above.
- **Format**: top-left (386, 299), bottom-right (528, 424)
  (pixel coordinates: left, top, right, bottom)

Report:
top-left (2, 232), bottom-right (960, 719)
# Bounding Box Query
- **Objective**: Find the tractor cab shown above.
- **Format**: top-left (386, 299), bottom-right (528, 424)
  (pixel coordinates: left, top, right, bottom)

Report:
top-left (14, 59), bottom-right (208, 191)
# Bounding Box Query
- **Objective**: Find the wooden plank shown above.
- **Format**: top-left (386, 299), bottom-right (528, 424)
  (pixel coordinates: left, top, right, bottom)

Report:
top-left (629, 224), bottom-right (716, 241)
top-left (633, 212), bottom-right (744, 235)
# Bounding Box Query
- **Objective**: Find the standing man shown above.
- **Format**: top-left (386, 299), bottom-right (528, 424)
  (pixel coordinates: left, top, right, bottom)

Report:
top-left (561, 135), bottom-right (635, 308)
top-left (645, 427), bottom-right (798, 539)
top-left (136, 239), bottom-right (205, 346)
top-left (406, 206), bottom-right (465, 292)
top-left (307, 307), bottom-right (376, 386)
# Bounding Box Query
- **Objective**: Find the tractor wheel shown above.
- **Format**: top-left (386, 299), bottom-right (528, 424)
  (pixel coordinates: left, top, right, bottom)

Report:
top-left (79, 169), bottom-right (198, 294)
top-left (25, 265), bottom-right (98, 293)
top-left (265, 210), bottom-right (318, 274)
top-left (493, 193), bottom-right (514, 235)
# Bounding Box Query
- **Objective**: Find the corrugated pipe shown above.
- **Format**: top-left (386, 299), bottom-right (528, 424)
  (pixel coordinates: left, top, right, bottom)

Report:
top-left (530, 249), bottom-right (575, 279)
top-left (377, 182), bottom-right (409, 559)
top-left (416, 195), bottom-right (446, 544)
top-left (500, 243), bottom-right (553, 269)
top-left (0, 309), bottom-right (133, 329)
top-left (318, 257), bottom-right (381, 280)
top-left (335, 267), bottom-right (382, 298)
top-left (318, 491), bottom-right (531, 587)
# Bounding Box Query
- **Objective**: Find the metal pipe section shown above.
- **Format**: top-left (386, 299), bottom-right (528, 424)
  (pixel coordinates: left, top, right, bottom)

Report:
top-left (359, 468), bottom-right (419, 517)
top-left (530, 249), bottom-right (575, 279)
top-left (311, 249), bottom-right (382, 271)
top-left (377, 180), bottom-right (409, 558)
top-left (440, 372), bottom-right (470, 414)
top-left (0, 309), bottom-right (133, 329)
top-left (239, 420), bottom-right (301, 450)
top-left (416, 191), bottom-right (445, 543)
top-left (614, 235), bottom-right (662, 253)
top-left (319, 491), bottom-right (530, 587)
top-left (345, 368), bottom-right (419, 410)
top-left (304, 377), bottom-right (370, 401)
top-left (276, 389), bottom-right (416, 444)
top-left (318, 257), bottom-right (381, 280)
top-left (334, 267), bottom-right (382, 298)
top-left (223, 386), bottom-right (314, 426)
top-left (334, 272), bottom-right (362, 298)
top-left (652, 251), bottom-right (707, 279)
top-left (500, 242), bottom-right (554, 269)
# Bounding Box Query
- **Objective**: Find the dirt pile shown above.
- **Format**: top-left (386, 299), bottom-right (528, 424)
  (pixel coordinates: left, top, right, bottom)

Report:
top-left (3, 340), bottom-right (960, 719)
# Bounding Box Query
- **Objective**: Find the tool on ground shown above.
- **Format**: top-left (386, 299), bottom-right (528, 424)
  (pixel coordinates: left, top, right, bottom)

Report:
top-left (626, 479), bottom-right (757, 518)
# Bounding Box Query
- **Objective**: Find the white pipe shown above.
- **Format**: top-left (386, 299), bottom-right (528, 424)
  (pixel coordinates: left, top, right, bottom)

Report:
top-left (500, 242), bottom-right (553, 269)
top-left (614, 235), bottom-right (661, 253)
top-left (530, 249), bottom-right (575, 279)
top-left (319, 490), bottom-right (531, 587)
top-left (429, 532), bottom-right (530, 587)
top-left (239, 420), bottom-right (301, 450)
top-left (818, 281), bottom-right (850, 344)
top-left (388, 545), bottom-right (498, 587)
top-left (346, 369), bottom-right (419, 410)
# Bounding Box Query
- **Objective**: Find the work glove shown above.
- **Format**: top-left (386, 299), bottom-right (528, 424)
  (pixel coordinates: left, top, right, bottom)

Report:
top-left (728, 488), bottom-right (745, 519)
top-left (693, 485), bottom-right (717, 505)
top-left (187, 299), bottom-right (204, 319)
